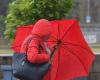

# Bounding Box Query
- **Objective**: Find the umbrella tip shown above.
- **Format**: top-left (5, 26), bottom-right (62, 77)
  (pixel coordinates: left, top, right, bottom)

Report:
top-left (57, 40), bottom-right (62, 44)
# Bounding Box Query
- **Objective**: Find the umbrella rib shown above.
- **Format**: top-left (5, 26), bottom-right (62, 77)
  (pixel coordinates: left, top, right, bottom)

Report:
top-left (61, 21), bottom-right (77, 40)
top-left (62, 42), bottom-right (94, 55)
top-left (57, 22), bottom-right (60, 40)
top-left (55, 47), bottom-right (61, 80)
top-left (62, 46), bottom-right (88, 74)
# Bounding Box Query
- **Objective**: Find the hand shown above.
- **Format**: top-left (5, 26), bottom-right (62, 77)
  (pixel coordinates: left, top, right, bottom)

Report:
top-left (45, 47), bottom-right (52, 55)
top-left (43, 42), bottom-right (52, 55)
top-left (52, 44), bottom-right (58, 49)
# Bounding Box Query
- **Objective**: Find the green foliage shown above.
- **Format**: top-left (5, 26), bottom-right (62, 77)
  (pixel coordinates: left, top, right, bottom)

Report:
top-left (4, 0), bottom-right (74, 42)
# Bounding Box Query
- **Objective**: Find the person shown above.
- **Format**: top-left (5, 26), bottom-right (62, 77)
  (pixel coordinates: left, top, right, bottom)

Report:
top-left (20, 19), bottom-right (88, 80)
top-left (20, 19), bottom-right (54, 80)
top-left (20, 19), bottom-right (53, 64)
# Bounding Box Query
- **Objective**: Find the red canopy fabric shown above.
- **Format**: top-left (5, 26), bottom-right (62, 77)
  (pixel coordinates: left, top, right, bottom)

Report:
top-left (45, 20), bottom-right (95, 80)
top-left (12, 20), bottom-right (95, 80)
top-left (12, 24), bottom-right (33, 52)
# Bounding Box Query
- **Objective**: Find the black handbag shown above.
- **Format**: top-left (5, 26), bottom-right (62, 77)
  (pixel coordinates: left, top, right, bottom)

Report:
top-left (12, 37), bottom-right (54, 80)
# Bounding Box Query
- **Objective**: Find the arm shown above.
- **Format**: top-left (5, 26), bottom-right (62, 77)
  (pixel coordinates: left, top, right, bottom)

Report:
top-left (42, 42), bottom-right (58, 59)
top-left (44, 43), bottom-right (58, 54)
top-left (27, 39), bottom-right (50, 63)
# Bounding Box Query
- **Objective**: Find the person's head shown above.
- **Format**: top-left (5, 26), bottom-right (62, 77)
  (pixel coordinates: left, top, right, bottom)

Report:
top-left (32, 19), bottom-right (52, 41)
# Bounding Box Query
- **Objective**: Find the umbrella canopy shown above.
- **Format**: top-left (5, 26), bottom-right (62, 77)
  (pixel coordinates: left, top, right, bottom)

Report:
top-left (46, 20), bottom-right (95, 80)
top-left (12, 20), bottom-right (95, 80)
top-left (12, 24), bottom-right (33, 52)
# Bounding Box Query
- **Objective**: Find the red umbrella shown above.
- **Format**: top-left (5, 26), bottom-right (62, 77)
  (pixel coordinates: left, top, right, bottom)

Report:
top-left (45, 20), bottom-right (95, 80)
top-left (12, 20), bottom-right (95, 80)
top-left (12, 24), bottom-right (33, 52)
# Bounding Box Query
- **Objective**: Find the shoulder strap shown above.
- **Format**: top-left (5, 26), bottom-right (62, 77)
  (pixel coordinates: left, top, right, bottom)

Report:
top-left (38, 44), bottom-right (43, 54)
top-left (25, 36), bottom-right (33, 53)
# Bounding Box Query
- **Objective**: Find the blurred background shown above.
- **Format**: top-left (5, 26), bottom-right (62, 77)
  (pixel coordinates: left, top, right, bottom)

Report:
top-left (0, 0), bottom-right (100, 80)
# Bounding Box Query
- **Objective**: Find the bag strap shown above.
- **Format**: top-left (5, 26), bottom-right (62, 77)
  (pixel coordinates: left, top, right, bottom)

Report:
top-left (25, 36), bottom-right (33, 56)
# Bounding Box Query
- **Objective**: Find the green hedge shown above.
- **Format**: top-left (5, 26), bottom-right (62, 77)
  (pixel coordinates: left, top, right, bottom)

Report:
top-left (4, 0), bottom-right (74, 42)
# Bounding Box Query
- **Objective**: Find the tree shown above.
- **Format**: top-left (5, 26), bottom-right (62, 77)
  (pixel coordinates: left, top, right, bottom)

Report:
top-left (4, 0), bottom-right (74, 42)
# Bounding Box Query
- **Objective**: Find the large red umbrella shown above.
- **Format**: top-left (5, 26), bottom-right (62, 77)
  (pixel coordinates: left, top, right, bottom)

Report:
top-left (12, 20), bottom-right (95, 80)
top-left (45, 20), bottom-right (95, 80)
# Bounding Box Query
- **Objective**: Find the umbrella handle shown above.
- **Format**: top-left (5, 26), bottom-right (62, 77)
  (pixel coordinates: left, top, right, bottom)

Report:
top-left (43, 42), bottom-right (60, 63)
top-left (49, 44), bottom-right (60, 62)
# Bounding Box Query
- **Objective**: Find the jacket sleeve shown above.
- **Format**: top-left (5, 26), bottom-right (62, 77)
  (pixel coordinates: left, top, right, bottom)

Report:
top-left (27, 39), bottom-right (50, 63)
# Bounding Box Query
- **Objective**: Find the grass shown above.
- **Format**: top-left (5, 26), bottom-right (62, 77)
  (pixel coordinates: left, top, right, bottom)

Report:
top-left (0, 49), bottom-right (13, 54)
top-left (90, 44), bottom-right (100, 52)
top-left (0, 44), bottom-right (13, 54)
top-left (91, 48), bottom-right (100, 52)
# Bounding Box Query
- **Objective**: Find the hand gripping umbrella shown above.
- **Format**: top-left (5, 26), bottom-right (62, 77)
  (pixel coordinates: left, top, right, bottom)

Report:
top-left (46, 20), bottom-right (95, 80)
